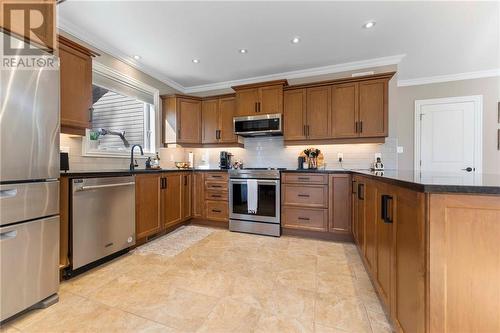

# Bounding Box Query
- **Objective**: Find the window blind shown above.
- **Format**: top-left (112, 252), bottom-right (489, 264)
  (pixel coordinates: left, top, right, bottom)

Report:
top-left (92, 90), bottom-right (145, 149)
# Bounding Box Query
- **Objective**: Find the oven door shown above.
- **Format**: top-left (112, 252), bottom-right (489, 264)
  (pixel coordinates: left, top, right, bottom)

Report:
top-left (229, 179), bottom-right (280, 223)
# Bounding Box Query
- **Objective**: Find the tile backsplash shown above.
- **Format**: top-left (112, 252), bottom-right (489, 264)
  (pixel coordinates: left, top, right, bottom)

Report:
top-left (62, 134), bottom-right (397, 171)
top-left (161, 137), bottom-right (398, 170)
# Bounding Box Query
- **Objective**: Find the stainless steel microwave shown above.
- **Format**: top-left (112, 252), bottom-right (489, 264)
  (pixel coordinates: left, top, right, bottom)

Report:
top-left (233, 113), bottom-right (282, 137)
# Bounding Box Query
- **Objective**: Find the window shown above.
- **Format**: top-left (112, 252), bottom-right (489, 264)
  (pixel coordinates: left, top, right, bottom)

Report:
top-left (83, 62), bottom-right (159, 157)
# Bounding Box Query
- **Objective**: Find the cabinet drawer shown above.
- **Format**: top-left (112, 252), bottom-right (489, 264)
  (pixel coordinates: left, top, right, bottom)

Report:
top-left (204, 172), bottom-right (228, 182)
top-left (282, 173), bottom-right (328, 184)
top-left (206, 201), bottom-right (228, 221)
top-left (282, 207), bottom-right (328, 231)
top-left (205, 181), bottom-right (228, 191)
top-left (205, 190), bottom-right (228, 201)
top-left (282, 184), bottom-right (328, 208)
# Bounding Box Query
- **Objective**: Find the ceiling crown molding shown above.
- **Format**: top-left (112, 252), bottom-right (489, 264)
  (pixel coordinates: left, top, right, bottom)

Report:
top-left (398, 68), bottom-right (500, 87)
top-left (57, 17), bottom-right (186, 93)
top-left (184, 54), bottom-right (406, 94)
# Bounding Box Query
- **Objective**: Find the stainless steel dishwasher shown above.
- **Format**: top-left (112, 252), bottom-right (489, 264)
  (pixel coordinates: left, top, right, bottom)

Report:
top-left (71, 176), bottom-right (136, 270)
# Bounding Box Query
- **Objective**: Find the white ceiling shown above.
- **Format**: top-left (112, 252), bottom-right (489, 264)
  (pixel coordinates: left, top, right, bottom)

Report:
top-left (58, 1), bottom-right (499, 93)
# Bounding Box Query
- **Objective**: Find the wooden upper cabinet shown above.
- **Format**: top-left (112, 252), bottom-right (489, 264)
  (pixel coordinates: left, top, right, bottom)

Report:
top-left (306, 86), bottom-right (331, 139)
top-left (284, 89), bottom-right (307, 140)
top-left (233, 80), bottom-right (287, 116)
top-left (259, 85), bottom-right (283, 115)
top-left (331, 83), bottom-right (359, 138)
top-left (162, 96), bottom-right (202, 145)
top-left (59, 36), bottom-right (97, 135)
top-left (218, 97), bottom-right (237, 143)
top-left (235, 88), bottom-right (259, 116)
top-left (358, 79), bottom-right (388, 137)
top-left (178, 98), bottom-right (202, 143)
top-left (136, 174), bottom-right (161, 239)
top-left (201, 99), bottom-right (219, 144)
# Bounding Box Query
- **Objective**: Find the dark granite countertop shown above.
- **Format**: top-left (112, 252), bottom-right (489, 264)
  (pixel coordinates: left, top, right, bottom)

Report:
top-left (60, 168), bottom-right (500, 194)
top-left (60, 168), bottom-right (228, 178)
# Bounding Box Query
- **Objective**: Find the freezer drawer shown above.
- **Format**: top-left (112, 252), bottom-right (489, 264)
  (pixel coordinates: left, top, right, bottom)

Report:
top-left (72, 176), bottom-right (136, 270)
top-left (0, 216), bottom-right (59, 321)
top-left (0, 181), bottom-right (59, 227)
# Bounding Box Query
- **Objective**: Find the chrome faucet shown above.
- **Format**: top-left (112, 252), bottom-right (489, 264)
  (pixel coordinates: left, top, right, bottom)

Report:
top-left (130, 144), bottom-right (144, 171)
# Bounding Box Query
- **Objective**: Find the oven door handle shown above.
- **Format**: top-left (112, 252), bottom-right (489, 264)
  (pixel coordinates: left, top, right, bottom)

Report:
top-left (229, 179), bottom-right (279, 185)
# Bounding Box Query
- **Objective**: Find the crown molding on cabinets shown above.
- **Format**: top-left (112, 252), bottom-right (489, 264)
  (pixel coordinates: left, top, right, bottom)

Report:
top-left (398, 68), bottom-right (500, 87)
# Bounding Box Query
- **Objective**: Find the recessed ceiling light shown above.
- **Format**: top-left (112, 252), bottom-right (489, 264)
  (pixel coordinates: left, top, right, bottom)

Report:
top-left (291, 37), bottom-right (301, 44)
top-left (192, 59), bottom-right (200, 64)
top-left (133, 55), bottom-right (141, 60)
top-left (239, 49), bottom-right (248, 54)
top-left (363, 21), bottom-right (376, 29)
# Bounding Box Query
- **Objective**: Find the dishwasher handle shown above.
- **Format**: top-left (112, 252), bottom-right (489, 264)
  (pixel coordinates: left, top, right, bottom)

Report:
top-left (76, 182), bottom-right (135, 191)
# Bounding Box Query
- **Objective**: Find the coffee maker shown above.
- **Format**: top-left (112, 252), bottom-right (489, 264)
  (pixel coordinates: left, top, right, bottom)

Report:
top-left (219, 151), bottom-right (232, 169)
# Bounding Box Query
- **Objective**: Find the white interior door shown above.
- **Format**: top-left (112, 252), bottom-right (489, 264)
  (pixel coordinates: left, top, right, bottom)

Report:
top-left (415, 96), bottom-right (482, 173)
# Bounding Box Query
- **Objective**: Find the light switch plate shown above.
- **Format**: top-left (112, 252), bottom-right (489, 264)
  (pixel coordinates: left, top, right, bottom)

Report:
top-left (337, 152), bottom-right (343, 162)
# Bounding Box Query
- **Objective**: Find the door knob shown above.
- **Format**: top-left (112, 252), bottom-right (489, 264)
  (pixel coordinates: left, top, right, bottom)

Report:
top-left (461, 167), bottom-right (474, 172)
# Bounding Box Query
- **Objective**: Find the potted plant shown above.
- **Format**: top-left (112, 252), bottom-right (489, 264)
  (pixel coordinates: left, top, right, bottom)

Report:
top-left (303, 147), bottom-right (321, 169)
top-left (89, 130), bottom-right (100, 150)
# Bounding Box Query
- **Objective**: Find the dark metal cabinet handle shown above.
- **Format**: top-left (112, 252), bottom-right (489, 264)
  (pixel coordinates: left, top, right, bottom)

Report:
top-left (211, 175), bottom-right (222, 178)
top-left (303, 125), bottom-right (306, 136)
top-left (177, 128), bottom-right (181, 139)
top-left (258, 102), bottom-right (261, 113)
top-left (212, 209), bottom-right (222, 213)
top-left (211, 185), bottom-right (222, 188)
top-left (184, 175), bottom-right (188, 186)
top-left (298, 217), bottom-right (310, 221)
top-left (88, 107), bottom-right (93, 122)
top-left (357, 183), bottom-right (364, 200)
top-left (355, 121), bottom-right (359, 133)
top-left (297, 177), bottom-right (310, 180)
top-left (297, 194), bottom-right (310, 198)
top-left (381, 195), bottom-right (393, 224)
top-left (360, 121), bottom-right (363, 133)
top-left (306, 125), bottom-right (310, 137)
top-left (255, 102), bottom-right (258, 113)
top-left (211, 194), bottom-right (222, 198)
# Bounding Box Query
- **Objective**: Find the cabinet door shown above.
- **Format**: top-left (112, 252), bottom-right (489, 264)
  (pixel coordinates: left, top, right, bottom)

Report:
top-left (136, 174), bottom-right (161, 239)
top-left (364, 180), bottom-right (378, 273)
top-left (331, 83), bottom-right (359, 138)
top-left (202, 99), bottom-right (219, 144)
top-left (329, 175), bottom-right (351, 234)
top-left (178, 98), bottom-right (201, 143)
top-left (259, 85), bottom-right (283, 114)
top-left (219, 97), bottom-right (237, 143)
top-left (284, 89), bottom-right (307, 140)
top-left (236, 88), bottom-right (259, 116)
top-left (163, 173), bottom-right (182, 228)
top-left (393, 187), bottom-right (425, 333)
top-left (358, 79), bottom-right (388, 137)
top-left (59, 43), bottom-right (92, 132)
top-left (376, 184), bottom-right (394, 307)
top-left (181, 173), bottom-right (192, 220)
top-left (192, 172), bottom-right (205, 218)
top-left (306, 86), bottom-right (331, 139)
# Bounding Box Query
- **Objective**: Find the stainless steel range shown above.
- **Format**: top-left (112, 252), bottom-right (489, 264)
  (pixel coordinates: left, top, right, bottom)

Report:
top-left (229, 169), bottom-right (281, 237)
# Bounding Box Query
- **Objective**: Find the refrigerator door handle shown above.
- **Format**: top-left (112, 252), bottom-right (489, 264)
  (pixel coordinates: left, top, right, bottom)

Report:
top-left (0, 189), bottom-right (17, 199)
top-left (0, 230), bottom-right (17, 241)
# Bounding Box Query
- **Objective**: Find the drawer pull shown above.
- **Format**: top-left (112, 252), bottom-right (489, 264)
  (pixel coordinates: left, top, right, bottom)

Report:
top-left (297, 194), bottom-right (310, 198)
top-left (298, 217), bottom-right (310, 221)
top-left (297, 177), bottom-right (310, 180)
top-left (211, 209), bottom-right (222, 213)
top-left (211, 195), bottom-right (222, 198)
top-left (211, 185), bottom-right (222, 188)
top-left (211, 175), bottom-right (222, 178)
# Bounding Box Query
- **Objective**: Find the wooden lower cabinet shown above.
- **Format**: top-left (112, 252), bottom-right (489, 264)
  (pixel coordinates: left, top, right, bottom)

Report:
top-left (162, 173), bottom-right (182, 229)
top-left (192, 171), bottom-right (229, 223)
top-left (282, 206), bottom-right (328, 232)
top-left (192, 172), bottom-right (205, 218)
top-left (329, 174), bottom-right (351, 234)
top-left (135, 174), bottom-right (162, 239)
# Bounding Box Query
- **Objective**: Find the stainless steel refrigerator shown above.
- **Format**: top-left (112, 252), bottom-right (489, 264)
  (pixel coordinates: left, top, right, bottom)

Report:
top-left (0, 32), bottom-right (60, 322)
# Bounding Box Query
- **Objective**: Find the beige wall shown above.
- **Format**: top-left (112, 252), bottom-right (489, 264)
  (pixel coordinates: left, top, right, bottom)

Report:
top-left (392, 76), bottom-right (500, 173)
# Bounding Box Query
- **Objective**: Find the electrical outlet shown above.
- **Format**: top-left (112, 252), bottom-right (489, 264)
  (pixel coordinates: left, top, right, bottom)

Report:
top-left (337, 152), bottom-right (343, 162)
top-left (397, 146), bottom-right (404, 154)
top-left (374, 153), bottom-right (382, 160)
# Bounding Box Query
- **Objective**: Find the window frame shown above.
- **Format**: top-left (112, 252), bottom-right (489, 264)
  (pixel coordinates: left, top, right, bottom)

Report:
top-left (82, 61), bottom-right (160, 158)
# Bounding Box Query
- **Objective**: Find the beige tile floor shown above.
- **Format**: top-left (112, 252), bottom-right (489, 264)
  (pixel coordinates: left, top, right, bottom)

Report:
top-left (1, 228), bottom-right (393, 333)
